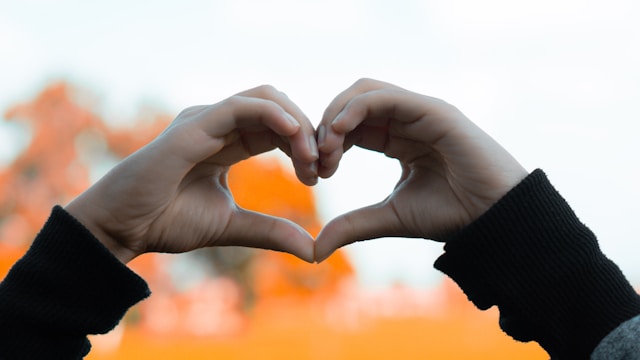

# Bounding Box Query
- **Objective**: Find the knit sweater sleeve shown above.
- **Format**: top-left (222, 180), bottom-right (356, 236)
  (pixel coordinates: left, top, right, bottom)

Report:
top-left (434, 169), bottom-right (640, 359)
top-left (0, 206), bottom-right (151, 359)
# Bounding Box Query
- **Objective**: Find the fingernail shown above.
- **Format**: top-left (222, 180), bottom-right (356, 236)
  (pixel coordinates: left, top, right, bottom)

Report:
top-left (317, 125), bottom-right (326, 149)
top-left (331, 111), bottom-right (343, 127)
top-left (308, 134), bottom-right (318, 159)
top-left (308, 175), bottom-right (318, 186)
top-left (310, 160), bottom-right (318, 175)
top-left (286, 113), bottom-right (300, 128)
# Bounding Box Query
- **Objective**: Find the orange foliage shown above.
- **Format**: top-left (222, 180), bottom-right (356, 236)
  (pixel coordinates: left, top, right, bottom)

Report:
top-left (229, 157), bottom-right (353, 301)
top-left (1, 84), bottom-right (98, 242)
top-left (0, 84), bottom-right (170, 249)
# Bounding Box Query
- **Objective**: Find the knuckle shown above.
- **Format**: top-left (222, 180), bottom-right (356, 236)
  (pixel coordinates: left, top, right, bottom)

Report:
top-left (220, 95), bottom-right (246, 109)
top-left (176, 105), bottom-right (203, 117)
top-left (253, 84), bottom-right (278, 97)
top-left (353, 77), bottom-right (375, 87)
top-left (224, 95), bottom-right (242, 105)
top-left (437, 98), bottom-right (461, 114)
top-left (222, 95), bottom-right (281, 118)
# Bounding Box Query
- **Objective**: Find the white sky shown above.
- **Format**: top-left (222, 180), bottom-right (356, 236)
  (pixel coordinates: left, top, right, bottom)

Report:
top-left (1, 0), bottom-right (640, 287)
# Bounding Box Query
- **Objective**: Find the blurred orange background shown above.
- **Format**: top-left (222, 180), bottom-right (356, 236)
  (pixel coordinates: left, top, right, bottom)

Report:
top-left (0, 83), bottom-right (545, 359)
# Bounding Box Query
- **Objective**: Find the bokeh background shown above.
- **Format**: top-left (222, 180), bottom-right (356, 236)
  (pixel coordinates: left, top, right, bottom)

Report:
top-left (1, 0), bottom-right (639, 358)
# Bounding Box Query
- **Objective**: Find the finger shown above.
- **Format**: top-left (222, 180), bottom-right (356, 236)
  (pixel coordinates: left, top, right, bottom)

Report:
top-left (318, 96), bottom-right (390, 178)
top-left (160, 96), bottom-right (303, 173)
top-left (222, 130), bottom-right (316, 186)
top-left (317, 79), bottom-right (402, 178)
top-left (207, 96), bottom-right (303, 138)
top-left (221, 208), bottom-right (315, 263)
top-left (110, 99), bottom-right (300, 196)
top-left (333, 89), bottom-right (463, 148)
top-left (314, 202), bottom-right (413, 263)
top-left (292, 157), bottom-right (318, 186)
top-left (237, 85), bottom-right (318, 183)
top-left (316, 129), bottom-right (345, 178)
top-left (320, 78), bottom-right (401, 133)
top-left (317, 125), bottom-right (369, 178)
top-left (325, 93), bottom-right (464, 179)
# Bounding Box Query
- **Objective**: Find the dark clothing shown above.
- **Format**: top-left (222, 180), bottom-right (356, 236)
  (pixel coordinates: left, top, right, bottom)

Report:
top-left (0, 207), bottom-right (150, 359)
top-left (435, 169), bottom-right (640, 359)
top-left (1, 169), bottom-right (638, 359)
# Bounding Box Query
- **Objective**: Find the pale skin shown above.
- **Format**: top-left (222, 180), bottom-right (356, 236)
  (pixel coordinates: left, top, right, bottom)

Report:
top-left (65, 79), bottom-right (528, 265)
top-left (313, 79), bottom-right (528, 261)
top-left (66, 85), bottom-right (319, 264)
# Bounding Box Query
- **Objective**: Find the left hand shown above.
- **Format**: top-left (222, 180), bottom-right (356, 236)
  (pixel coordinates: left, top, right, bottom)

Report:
top-left (66, 85), bottom-right (318, 263)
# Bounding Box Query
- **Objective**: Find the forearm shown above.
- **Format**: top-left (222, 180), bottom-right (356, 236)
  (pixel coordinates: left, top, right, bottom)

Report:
top-left (434, 169), bottom-right (640, 359)
top-left (0, 206), bottom-right (150, 359)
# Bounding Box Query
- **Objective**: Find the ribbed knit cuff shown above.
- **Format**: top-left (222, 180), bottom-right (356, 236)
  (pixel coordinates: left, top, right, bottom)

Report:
top-left (434, 169), bottom-right (640, 359)
top-left (0, 206), bottom-right (150, 359)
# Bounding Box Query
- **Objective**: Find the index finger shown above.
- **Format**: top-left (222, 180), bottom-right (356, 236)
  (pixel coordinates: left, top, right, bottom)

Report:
top-left (159, 96), bottom-right (303, 171)
top-left (317, 78), bottom-right (454, 178)
top-left (236, 85), bottom-right (319, 185)
top-left (316, 79), bottom-right (398, 178)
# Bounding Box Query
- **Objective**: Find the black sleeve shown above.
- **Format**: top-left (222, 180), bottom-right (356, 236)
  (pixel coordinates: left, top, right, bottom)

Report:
top-left (0, 206), bottom-right (151, 359)
top-left (434, 169), bottom-right (640, 359)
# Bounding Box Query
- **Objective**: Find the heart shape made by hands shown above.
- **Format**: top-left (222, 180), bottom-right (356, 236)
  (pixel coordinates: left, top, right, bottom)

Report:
top-left (67, 79), bottom-right (526, 266)
top-left (224, 78), bottom-right (527, 264)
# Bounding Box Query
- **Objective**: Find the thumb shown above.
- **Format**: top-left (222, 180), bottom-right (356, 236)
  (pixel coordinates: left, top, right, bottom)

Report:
top-left (221, 208), bottom-right (315, 263)
top-left (314, 202), bottom-right (409, 263)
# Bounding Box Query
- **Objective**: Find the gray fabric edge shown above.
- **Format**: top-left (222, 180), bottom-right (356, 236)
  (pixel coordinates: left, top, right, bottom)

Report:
top-left (592, 314), bottom-right (640, 359)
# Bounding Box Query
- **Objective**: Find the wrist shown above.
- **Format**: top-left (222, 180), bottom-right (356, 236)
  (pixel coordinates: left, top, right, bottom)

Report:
top-left (64, 199), bottom-right (138, 264)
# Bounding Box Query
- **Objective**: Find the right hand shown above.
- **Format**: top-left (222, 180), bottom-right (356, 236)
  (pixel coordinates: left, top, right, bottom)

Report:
top-left (314, 79), bottom-right (528, 262)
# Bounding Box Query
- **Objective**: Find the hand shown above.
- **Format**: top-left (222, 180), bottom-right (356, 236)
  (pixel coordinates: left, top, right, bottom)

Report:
top-left (66, 85), bottom-right (318, 264)
top-left (314, 79), bottom-right (528, 262)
